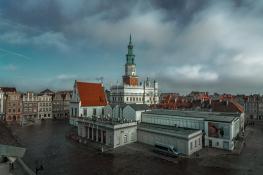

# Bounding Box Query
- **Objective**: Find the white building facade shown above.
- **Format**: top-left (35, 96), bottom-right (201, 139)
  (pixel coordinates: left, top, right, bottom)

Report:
top-left (110, 35), bottom-right (159, 106)
top-left (37, 94), bottom-right (52, 119)
top-left (204, 116), bottom-right (240, 150)
top-left (77, 118), bottom-right (137, 148)
top-left (141, 110), bottom-right (242, 151)
top-left (69, 81), bottom-right (107, 126)
top-left (22, 92), bottom-right (38, 123)
top-left (137, 123), bottom-right (202, 155)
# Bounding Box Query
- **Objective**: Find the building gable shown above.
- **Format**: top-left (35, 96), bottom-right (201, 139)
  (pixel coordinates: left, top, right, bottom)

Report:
top-left (76, 81), bottom-right (107, 107)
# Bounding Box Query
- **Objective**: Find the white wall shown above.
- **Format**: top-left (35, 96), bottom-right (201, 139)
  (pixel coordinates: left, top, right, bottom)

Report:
top-left (79, 106), bottom-right (104, 118)
top-left (113, 127), bottom-right (137, 148)
top-left (188, 136), bottom-right (202, 155)
top-left (137, 129), bottom-right (201, 155)
top-left (204, 120), bottom-right (239, 151)
top-left (142, 113), bottom-right (205, 130)
top-left (205, 136), bottom-right (234, 150)
top-left (69, 102), bottom-right (79, 117)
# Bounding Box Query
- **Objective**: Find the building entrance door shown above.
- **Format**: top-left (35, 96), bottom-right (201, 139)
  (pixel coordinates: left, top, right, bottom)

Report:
top-left (102, 131), bottom-right (106, 144)
top-left (223, 141), bottom-right (229, 149)
top-left (209, 140), bottom-right (212, 147)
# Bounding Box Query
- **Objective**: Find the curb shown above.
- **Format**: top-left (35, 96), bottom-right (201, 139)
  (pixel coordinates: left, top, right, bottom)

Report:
top-left (17, 158), bottom-right (36, 175)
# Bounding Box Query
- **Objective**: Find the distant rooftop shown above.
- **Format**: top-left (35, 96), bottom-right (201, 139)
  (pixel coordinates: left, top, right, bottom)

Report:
top-left (76, 81), bottom-right (107, 107)
top-left (138, 122), bottom-right (202, 139)
top-left (77, 117), bottom-right (137, 129)
top-left (127, 104), bottom-right (149, 111)
top-left (0, 87), bottom-right (16, 93)
top-left (39, 89), bottom-right (54, 95)
top-left (143, 109), bottom-right (239, 123)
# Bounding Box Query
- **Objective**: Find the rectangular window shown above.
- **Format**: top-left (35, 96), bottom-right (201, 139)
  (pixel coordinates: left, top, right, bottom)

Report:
top-left (93, 108), bottom-right (96, 116)
top-left (102, 108), bottom-right (104, 116)
top-left (84, 109), bottom-right (87, 117)
top-left (190, 142), bottom-right (193, 150)
top-left (75, 108), bottom-right (77, 116)
top-left (124, 135), bottom-right (128, 143)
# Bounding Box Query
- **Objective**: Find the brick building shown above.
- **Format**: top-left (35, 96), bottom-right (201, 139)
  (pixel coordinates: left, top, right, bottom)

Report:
top-left (5, 91), bottom-right (22, 123)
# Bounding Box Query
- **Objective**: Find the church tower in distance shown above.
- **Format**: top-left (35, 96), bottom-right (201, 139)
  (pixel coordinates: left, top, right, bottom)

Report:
top-left (122, 34), bottom-right (139, 86)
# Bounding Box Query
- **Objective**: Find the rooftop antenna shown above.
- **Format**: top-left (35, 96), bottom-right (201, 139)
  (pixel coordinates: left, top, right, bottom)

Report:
top-left (96, 77), bottom-right (104, 84)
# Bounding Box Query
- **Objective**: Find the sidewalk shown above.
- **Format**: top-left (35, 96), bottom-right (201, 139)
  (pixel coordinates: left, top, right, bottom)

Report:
top-left (11, 161), bottom-right (29, 175)
top-left (190, 147), bottom-right (230, 159)
top-left (0, 121), bottom-right (35, 175)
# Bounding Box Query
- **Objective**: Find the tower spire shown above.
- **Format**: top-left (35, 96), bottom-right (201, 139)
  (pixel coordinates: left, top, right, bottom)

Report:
top-left (129, 33), bottom-right (132, 44)
top-left (123, 34), bottom-right (138, 86)
top-left (126, 34), bottom-right (135, 65)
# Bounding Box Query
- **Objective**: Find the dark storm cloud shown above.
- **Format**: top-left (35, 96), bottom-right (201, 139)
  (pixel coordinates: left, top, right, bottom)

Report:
top-left (1, 0), bottom-right (263, 94)
top-left (151, 0), bottom-right (210, 25)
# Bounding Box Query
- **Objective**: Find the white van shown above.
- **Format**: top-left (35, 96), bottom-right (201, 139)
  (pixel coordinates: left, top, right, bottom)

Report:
top-left (153, 143), bottom-right (179, 157)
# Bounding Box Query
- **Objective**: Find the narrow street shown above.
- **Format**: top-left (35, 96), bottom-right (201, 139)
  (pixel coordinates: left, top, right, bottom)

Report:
top-left (11, 120), bottom-right (263, 175)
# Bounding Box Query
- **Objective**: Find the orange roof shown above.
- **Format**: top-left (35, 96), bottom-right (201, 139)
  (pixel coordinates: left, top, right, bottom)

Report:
top-left (76, 81), bottom-right (107, 107)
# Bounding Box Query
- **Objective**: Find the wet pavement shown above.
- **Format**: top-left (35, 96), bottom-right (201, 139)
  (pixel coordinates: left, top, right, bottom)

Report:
top-left (11, 120), bottom-right (263, 175)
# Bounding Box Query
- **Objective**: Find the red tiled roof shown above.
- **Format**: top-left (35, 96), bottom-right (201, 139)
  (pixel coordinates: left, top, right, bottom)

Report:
top-left (211, 100), bottom-right (244, 113)
top-left (76, 81), bottom-right (107, 107)
top-left (0, 87), bottom-right (16, 93)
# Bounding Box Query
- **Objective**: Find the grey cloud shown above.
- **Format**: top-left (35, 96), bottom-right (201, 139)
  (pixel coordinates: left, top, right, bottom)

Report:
top-left (1, 0), bottom-right (263, 94)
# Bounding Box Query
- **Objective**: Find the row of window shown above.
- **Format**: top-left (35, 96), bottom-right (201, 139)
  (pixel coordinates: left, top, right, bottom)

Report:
top-left (8, 108), bottom-right (20, 113)
top-left (39, 114), bottom-right (51, 117)
top-left (23, 97), bottom-right (38, 101)
top-left (23, 108), bottom-right (37, 112)
top-left (190, 138), bottom-right (201, 150)
top-left (53, 113), bottom-right (68, 117)
top-left (39, 108), bottom-right (52, 112)
top-left (39, 103), bottom-right (52, 107)
top-left (8, 103), bottom-right (21, 107)
top-left (8, 108), bottom-right (54, 113)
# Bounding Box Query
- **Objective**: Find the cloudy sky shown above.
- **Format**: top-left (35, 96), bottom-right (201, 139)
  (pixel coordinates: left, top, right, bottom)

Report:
top-left (0, 0), bottom-right (262, 94)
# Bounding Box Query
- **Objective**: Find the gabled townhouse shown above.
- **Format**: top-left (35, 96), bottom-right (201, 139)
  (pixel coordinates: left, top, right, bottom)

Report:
top-left (22, 92), bottom-right (38, 124)
top-left (69, 81), bottom-right (107, 126)
top-left (52, 91), bottom-right (72, 119)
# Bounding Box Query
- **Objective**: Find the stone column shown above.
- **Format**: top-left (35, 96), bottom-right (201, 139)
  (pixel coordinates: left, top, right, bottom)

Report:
top-left (77, 125), bottom-right (81, 136)
top-left (101, 130), bottom-right (104, 144)
top-left (91, 125), bottom-right (94, 140)
top-left (96, 126), bottom-right (99, 142)
top-left (87, 126), bottom-right (90, 139)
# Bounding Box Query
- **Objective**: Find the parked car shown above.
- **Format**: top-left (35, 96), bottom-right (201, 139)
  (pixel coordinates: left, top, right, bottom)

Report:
top-left (153, 143), bottom-right (179, 157)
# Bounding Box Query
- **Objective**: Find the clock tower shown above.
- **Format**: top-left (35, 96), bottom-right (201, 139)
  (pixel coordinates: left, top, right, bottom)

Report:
top-left (122, 34), bottom-right (139, 86)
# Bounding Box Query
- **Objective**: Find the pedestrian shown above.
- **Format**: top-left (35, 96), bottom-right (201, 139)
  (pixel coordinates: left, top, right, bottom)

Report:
top-left (10, 162), bottom-right (14, 170)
